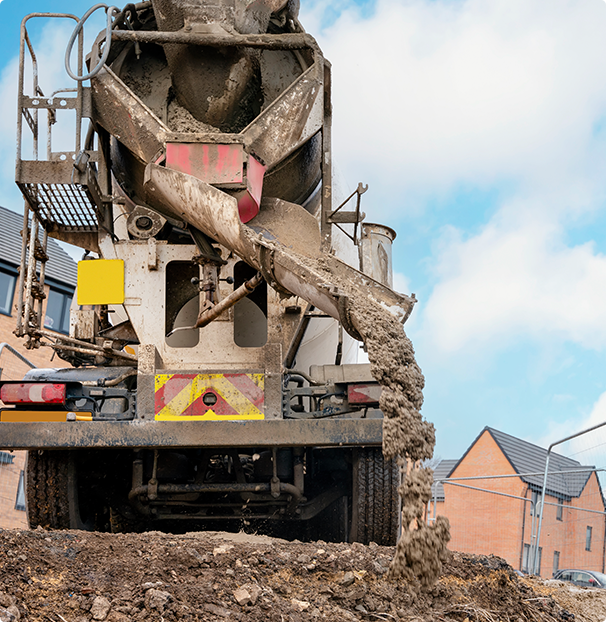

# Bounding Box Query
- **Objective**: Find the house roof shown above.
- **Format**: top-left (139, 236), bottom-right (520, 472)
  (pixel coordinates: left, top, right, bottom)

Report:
top-left (449, 426), bottom-right (597, 501)
top-left (431, 459), bottom-right (458, 501)
top-left (0, 205), bottom-right (77, 288)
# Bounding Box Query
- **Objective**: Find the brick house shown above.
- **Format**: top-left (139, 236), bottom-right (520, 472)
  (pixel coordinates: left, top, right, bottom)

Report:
top-left (431, 427), bottom-right (606, 577)
top-left (0, 205), bottom-right (77, 529)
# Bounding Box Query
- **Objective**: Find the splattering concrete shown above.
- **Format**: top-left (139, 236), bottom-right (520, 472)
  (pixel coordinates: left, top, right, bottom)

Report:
top-left (351, 299), bottom-right (450, 586)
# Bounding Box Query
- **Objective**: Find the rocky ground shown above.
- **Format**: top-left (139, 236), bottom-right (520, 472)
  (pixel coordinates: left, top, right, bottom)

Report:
top-left (1, 528), bottom-right (603, 622)
top-left (524, 576), bottom-right (606, 622)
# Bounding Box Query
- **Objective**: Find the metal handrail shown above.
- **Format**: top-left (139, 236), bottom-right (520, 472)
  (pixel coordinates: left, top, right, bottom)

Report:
top-left (16, 13), bottom-right (83, 169)
top-left (14, 13), bottom-right (84, 345)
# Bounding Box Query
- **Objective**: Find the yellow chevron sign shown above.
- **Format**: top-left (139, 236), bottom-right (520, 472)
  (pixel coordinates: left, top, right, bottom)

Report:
top-left (154, 373), bottom-right (265, 421)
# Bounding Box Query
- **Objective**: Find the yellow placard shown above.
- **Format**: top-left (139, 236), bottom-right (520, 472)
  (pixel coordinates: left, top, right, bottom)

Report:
top-left (77, 259), bottom-right (124, 305)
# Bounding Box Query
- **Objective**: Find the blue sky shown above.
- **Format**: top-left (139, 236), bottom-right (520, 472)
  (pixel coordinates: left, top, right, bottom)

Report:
top-left (2, 0), bottom-right (606, 461)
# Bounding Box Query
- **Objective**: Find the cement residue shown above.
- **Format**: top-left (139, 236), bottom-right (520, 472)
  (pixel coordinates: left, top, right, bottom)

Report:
top-left (350, 297), bottom-right (450, 586)
top-left (167, 100), bottom-right (220, 134)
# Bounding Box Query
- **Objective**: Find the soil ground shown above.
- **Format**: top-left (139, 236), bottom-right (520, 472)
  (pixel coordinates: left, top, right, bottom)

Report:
top-left (0, 528), bottom-right (601, 622)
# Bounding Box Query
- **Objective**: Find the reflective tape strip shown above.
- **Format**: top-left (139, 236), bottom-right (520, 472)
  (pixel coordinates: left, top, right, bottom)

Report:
top-left (154, 373), bottom-right (265, 421)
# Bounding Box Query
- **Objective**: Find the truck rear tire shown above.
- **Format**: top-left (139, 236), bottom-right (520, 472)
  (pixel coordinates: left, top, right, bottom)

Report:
top-left (26, 450), bottom-right (95, 530)
top-left (351, 447), bottom-right (400, 546)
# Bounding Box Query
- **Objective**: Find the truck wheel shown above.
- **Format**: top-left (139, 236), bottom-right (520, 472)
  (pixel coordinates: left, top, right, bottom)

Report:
top-left (26, 450), bottom-right (95, 530)
top-left (351, 448), bottom-right (400, 546)
top-left (109, 507), bottom-right (141, 533)
top-left (310, 494), bottom-right (350, 543)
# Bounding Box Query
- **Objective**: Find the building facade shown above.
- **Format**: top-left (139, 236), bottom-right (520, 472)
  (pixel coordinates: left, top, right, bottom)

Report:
top-left (0, 205), bottom-right (77, 529)
top-left (432, 427), bottom-right (606, 576)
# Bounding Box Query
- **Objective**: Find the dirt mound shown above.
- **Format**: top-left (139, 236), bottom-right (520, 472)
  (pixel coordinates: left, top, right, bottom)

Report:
top-left (0, 528), bottom-right (579, 621)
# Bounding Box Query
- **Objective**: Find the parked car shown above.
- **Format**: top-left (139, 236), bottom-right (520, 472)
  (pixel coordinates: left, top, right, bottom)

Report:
top-left (553, 569), bottom-right (606, 588)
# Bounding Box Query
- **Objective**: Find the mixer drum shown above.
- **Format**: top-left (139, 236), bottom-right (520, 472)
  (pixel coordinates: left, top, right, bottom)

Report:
top-left (103, 0), bottom-right (321, 216)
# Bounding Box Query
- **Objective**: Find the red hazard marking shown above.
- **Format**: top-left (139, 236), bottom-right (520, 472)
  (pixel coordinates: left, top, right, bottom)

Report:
top-left (224, 373), bottom-right (264, 407)
top-left (180, 390), bottom-right (239, 417)
top-left (154, 375), bottom-right (191, 411)
top-left (166, 143), bottom-right (243, 184)
top-left (155, 374), bottom-right (264, 417)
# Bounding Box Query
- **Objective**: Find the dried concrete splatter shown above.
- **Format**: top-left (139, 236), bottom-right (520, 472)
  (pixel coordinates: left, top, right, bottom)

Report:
top-left (167, 100), bottom-right (220, 134)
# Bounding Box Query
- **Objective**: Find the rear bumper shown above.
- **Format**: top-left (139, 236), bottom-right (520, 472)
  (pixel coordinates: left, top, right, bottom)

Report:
top-left (0, 418), bottom-right (383, 450)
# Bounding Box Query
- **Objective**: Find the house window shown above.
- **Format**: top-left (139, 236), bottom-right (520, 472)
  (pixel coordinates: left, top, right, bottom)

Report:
top-left (0, 451), bottom-right (15, 465)
top-left (553, 551), bottom-right (560, 576)
top-left (556, 499), bottom-right (563, 521)
top-left (43, 287), bottom-right (72, 334)
top-left (15, 470), bottom-right (25, 511)
top-left (586, 526), bottom-right (593, 551)
top-left (522, 544), bottom-right (542, 574)
top-left (0, 267), bottom-right (16, 316)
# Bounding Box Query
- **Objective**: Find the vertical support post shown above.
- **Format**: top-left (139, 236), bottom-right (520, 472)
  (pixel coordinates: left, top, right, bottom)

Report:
top-left (25, 30), bottom-right (40, 161)
top-left (15, 18), bottom-right (27, 183)
top-left (22, 213), bottom-right (39, 340)
top-left (75, 25), bottom-right (84, 153)
top-left (532, 457), bottom-right (550, 575)
top-left (35, 227), bottom-right (49, 330)
top-left (430, 479), bottom-right (439, 525)
top-left (15, 202), bottom-right (30, 336)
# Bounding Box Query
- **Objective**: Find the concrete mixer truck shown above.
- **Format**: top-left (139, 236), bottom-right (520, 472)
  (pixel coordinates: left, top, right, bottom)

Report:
top-left (0, 0), bottom-right (417, 543)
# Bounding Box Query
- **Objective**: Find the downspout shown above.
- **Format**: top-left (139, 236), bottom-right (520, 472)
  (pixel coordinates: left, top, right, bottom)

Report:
top-left (533, 452), bottom-right (551, 575)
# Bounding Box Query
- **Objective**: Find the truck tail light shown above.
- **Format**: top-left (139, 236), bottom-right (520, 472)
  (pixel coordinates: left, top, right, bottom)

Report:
top-left (0, 383), bottom-right (66, 405)
top-left (347, 383), bottom-right (382, 405)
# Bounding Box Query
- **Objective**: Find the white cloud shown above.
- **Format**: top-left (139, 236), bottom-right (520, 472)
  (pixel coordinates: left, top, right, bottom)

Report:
top-left (393, 270), bottom-right (411, 295)
top-left (300, 0), bottom-right (606, 357)
top-left (533, 390), bottom-right (606, 464)
top-left (306, 0), bottom-right (606, 210)
top-left (422, 205), bottom-right (606, 353)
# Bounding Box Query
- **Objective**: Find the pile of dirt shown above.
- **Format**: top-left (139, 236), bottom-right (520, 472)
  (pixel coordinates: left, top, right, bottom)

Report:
top-left (0, 528), bottom-right (580, 622)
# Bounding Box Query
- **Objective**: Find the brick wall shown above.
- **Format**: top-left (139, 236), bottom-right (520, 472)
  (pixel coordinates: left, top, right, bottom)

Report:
top-left (0, 451), bottom-right (26, 530)
top-left (441, 430), bottom-right (529, 566)
top-left (0, 280), bottom-right (73, 529)
top-left (564, 473), bottom-right (605, 572)
top-left (0, 284), bottom-right (72, 375)
top-left (437, 430), bottom-right (606, 576)
top-left (519, 472), bottom-right (605, 576)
